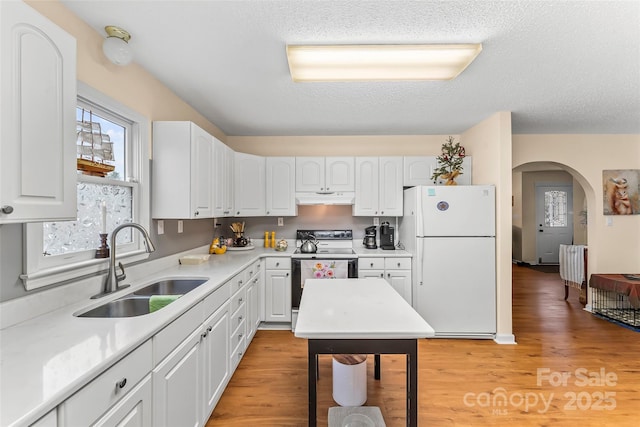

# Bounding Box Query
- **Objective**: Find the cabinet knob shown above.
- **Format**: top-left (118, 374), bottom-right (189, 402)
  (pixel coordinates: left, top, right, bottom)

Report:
top-left (276, 262), bottom-right (280, 267)
top-left (380, 273), bottom-right (384, 278)
top-left (1, 205), bottom-right (14, 214)
top-left (194, 211), bottom-right (199, 216)
top-left (238, 333), bottom-right (243, 339)
top-left (326, 187), bottom-right (330, 191)
top-left (202, 331), bottom-right (208, 339)
top-left (397, 262), bottom-right (401, 267)
top-left (381, 211), bottom-right (384, 214)
top-left (238, 315), bottom-right (243, 321)
top-left (237, 211), bottom-right (240, 215)
top-left (239, 297), bottom-right (243, 303)
top-left (370, 263), bottom-right (374, 267)
top-left (266, 211), bottom-right (270, 214)
top-left (207, 326), bottom-right (213, 332)
top-left (387, 273), bottom-right (391, 278)
top-left (286, 272), bottom-right (289, 277)
top-left (116, 378), bottom-right (127, 389)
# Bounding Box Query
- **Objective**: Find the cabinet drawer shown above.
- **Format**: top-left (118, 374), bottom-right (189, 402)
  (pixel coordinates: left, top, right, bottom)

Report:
top-left (230, 318), bottom-right (246, 351)
top-left (359, 257), bottom-right (385, 270)
top-left (265, 257), bottom-right (290, 270)
top-left (62, 340), bottom-right (152, 427)
top-left (230, 335), bottom-right (246, 371)
top-left (230, 272), bottom-right (245, 293)
top-left (231, 302), bottom-right (246, 329)
top-left (230, 288), bottom-right (246, 314)
top-left (153, 302), bottom-right (203, 365)
top-left (244, 260), bottom-right (262, 282)
top-left (385, 257), bottom-right (411, 270)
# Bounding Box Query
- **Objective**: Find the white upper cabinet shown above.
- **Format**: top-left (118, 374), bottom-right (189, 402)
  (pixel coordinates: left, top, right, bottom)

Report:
top-left (152, 122), bottom-right (214, 219)
top-left (296, 157), bottom-right (354, 192)
top-left (354, 157), bottom-right (403, 216)
top-left (265, 157), bottom-right (296, 216)
top-left (403, 156), bottom-right (472, 186)
top-left (213, 138), bottom-right (234, 217)
top-left (234, 152), bottom-right (265, 216)
top-left (0, 0), bottom-right (77, 224)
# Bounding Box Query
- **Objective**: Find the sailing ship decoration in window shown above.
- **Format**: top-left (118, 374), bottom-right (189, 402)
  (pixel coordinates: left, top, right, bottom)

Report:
top-left (76, 109), bottom-right (115, 177)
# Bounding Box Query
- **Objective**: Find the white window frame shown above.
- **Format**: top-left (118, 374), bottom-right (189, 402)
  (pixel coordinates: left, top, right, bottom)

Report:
top-left (22, 82), bottom-right (150, 290)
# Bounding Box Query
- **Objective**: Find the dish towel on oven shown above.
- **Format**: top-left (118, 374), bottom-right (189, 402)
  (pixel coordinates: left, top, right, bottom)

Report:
top-left (300, 260), bottom-right (348, 287)
top-left (559, 244), bottom-right (586, 289)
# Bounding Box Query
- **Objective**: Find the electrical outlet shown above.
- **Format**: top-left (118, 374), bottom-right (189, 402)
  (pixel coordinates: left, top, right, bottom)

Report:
top-left (213, 218), bottom-right (218, 228)
top-left (373, 217), bottom-right (380, 226)
top-left (278, 217), bottom-right (284, 226)
top-left (157, 220), bottom-right (164, 235)
top-left (178, 220), bottom-right (183, 233)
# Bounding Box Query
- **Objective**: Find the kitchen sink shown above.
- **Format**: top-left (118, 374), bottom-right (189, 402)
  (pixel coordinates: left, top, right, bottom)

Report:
top-left (132, 278), bottom-right (208, 296)
top-left (77, 296), bottom-right (151, 318)
top-left (76, 278), bottom-right (208, 318)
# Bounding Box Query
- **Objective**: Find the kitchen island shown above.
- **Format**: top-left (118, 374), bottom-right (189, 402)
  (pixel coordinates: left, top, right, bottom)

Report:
top-left (294, 278), bottom-right (434, 427)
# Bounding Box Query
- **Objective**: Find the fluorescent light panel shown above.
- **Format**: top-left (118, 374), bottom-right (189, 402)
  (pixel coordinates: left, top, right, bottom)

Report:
top-left (286, 44), bottom-right (482, 82)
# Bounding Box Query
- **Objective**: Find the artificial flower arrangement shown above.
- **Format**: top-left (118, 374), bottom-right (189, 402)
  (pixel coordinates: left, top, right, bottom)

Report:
top-left (431, 136), bottom-right (466, 185)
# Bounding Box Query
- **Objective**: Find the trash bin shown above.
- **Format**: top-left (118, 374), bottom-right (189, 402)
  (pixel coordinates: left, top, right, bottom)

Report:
top-left (332, 354), bottom-right (367, 406)
top-left (328, 406), bottom-right (386, 427)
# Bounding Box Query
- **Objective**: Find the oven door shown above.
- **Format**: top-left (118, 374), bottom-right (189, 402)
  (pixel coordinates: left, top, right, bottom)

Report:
top-left (291, 257), bottom-right (358, 330)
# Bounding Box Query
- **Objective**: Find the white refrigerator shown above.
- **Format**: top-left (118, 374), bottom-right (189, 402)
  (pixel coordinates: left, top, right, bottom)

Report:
top-left (399, 185), bottom-right (496, 338)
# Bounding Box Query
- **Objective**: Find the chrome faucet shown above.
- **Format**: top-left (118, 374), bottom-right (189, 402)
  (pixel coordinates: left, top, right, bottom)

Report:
top-left (92, 223), bottom-right (156, 299)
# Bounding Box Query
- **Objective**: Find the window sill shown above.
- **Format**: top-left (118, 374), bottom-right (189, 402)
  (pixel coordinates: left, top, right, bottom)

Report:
top-left (21, 250), bottom-right (151, 291)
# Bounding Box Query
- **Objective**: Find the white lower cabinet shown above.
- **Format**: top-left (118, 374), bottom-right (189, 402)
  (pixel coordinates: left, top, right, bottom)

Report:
top-left (264, 258), bottom-right (291, 322)
top-left (60, 340), bottom-right (153, 427)
top-left (153, 326), bottom-right (203, 427)
top-left (201, 304), bottom-right (231, 422)
top-left (51, 262), bottom-right (264, 427)
top-left (359, 257), bottom-right (412, 304)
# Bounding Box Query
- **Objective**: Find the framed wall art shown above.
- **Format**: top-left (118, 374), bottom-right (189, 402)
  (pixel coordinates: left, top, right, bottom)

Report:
top-left (602, 169), bottom-right (640, 215)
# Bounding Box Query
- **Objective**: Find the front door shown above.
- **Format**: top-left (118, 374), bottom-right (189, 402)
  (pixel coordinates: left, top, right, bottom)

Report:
top-left (535, 184), bottom-right (574, 264)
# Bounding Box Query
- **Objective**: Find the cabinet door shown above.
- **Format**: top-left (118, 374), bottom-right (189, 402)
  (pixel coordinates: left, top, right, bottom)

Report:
top-left (234, 152), bottom-right (265, 216)
top-left (386, 270), bottom-right (412, 304)
top-left (403, 157), bottom-right (436, 186)
top-left (265, 270), bottom-right (291, 322)
top-left (378, 157), bottom-right (403, 216)
top-left (266, 157), bottom-right (296, 216)
top-left (325, 157), bottom-right (355, 192)
top-left (153, 328), bottom-right (202, 427)
top-left (201, 305), bottom-right (230, 421)
top-left (0, 0), bottom-right (77, 223)
top-left (295, 157), bottom-right (324, 192)
top-left (246, 274), bottom-right (262, 342)
top-left (93, 375), bottom-right (152, 427)
top-left (223, 145), bottom-right (235, 215)
top-left (353, 157), bottom-right (379, 216)
top-left (191, 124), bottom-right (214, 218)
top-left (212, 138), bottom-right (226, 217)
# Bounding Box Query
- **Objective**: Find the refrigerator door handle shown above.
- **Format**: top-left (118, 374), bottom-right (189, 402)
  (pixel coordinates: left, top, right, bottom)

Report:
top-left (417, 240), bottom-right (424, 286)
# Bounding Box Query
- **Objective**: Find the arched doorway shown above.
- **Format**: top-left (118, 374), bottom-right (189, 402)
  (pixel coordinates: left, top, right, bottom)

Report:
top-left (512, 162), bottom-right (589, 265)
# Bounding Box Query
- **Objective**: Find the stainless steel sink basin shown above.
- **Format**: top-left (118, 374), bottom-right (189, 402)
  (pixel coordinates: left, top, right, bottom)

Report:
top-left (132, 278), bottom-right (208, 296)
top-left (76, 278), bottom-right (208, 318)
top-left (77, 296), bottom-right (151, 318)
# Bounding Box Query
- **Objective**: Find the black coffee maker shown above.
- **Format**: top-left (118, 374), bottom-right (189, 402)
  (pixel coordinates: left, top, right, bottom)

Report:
top-left (363, 226), bottom-right (377, 249)
top-left (380, 222), bottom-right (395, 250)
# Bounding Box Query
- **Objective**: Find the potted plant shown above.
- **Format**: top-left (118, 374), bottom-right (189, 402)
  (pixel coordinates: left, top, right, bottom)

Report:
top-left (431, 136), bottom-right (466, 185)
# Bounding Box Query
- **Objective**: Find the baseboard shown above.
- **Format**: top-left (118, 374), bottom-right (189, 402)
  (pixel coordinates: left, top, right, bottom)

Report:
top-left (494, 334), bottom-right (517, 345)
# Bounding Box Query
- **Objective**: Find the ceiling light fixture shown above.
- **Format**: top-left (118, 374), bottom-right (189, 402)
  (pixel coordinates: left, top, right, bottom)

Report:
top-left (102, 25), bottom-right (133, 66)
top-left (286, 44), bottom-right (482, 82)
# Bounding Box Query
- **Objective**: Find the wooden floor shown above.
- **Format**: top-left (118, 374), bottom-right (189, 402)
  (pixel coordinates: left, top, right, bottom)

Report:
top-left (207, 265), bottom-right (640, 426)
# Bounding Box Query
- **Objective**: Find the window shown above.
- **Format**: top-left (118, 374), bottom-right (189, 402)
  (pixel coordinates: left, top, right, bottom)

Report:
top-left (23, 83), bottom-right (150, 290)
top-left (544, 190), bottom-right (568, 228)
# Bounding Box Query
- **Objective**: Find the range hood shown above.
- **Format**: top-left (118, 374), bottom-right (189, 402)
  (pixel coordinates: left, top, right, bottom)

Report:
top-left (295, 192), bottom-right (355, 205)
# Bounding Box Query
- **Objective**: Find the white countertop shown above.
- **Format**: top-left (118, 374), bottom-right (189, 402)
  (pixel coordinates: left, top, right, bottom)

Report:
top-left (294, 278), bottom-right (433, 340)
top-left (0, 244), bottom-right (412, 426)
top-left (352, 246), bottom-right (412, 257)
top-left (0, 246), bottom-right (292, 427)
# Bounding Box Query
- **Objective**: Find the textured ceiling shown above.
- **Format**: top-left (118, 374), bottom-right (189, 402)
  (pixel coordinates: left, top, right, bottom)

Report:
top-left (61, 0), bottom-right (640, 136)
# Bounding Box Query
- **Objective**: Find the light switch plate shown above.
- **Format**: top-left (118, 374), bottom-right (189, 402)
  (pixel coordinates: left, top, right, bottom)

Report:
top-left (373, 217), bottom-right (380, 226)
top-left (278, 217), bottom-right (284, 226)
top-left (178, 220), bottom-right (183, 233)
top-left (157, 220), bottom-right (164, 235)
